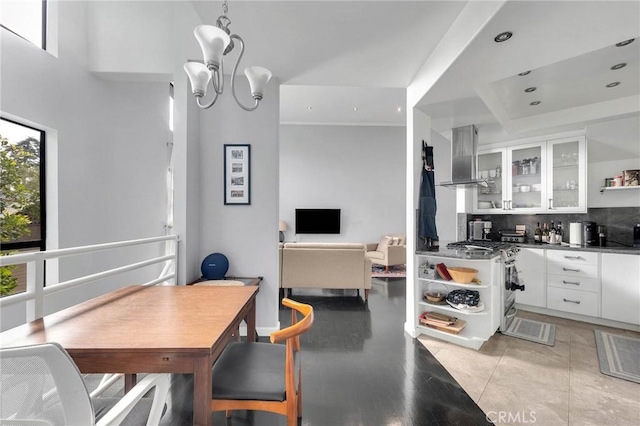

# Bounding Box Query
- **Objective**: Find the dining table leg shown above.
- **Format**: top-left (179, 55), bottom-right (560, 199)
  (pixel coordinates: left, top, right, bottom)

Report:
top-left (246, 299), bottom-right (257, 342)
top-left (193, 356), bottom-right (213, 426)
top-left (124, 373), bottom-right (137, 393)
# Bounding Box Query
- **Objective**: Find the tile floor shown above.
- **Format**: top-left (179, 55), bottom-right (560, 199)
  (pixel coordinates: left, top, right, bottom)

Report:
top-left (418, 310), bottom-right (640, 426)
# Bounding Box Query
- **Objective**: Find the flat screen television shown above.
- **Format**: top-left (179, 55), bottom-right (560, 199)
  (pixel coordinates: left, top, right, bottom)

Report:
top-left (295, 209), bottom-right (341, 234)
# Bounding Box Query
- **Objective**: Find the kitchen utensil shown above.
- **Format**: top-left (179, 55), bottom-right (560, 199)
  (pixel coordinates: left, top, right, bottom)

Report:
top-left (446, 267), bottom-right (479, 284)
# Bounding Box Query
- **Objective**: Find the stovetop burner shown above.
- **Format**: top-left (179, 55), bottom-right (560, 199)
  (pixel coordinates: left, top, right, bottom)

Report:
top-left (447, 240), bottom-right (513, 250)
top-left (446, 240), bottom-right (520, 260)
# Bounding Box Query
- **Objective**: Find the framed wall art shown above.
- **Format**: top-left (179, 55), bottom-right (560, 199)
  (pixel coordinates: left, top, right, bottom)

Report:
top-left (223, 144), bottom-right (251, 205)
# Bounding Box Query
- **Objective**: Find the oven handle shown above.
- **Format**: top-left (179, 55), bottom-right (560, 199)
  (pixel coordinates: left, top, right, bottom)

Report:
top-left (506, 306), bottom-right (517, 318)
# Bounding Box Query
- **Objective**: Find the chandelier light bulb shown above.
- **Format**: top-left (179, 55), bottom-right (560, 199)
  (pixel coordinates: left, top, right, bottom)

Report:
top-left (194, 25), bottom-right (231, 71)
top-left (183, 62), bottom-right (212, 97)
top-left (244, 67), bottom-right (272, 100)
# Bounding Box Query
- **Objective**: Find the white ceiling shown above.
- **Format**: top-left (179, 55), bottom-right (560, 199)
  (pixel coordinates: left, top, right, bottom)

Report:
top-left (191, 1), bottom-right (640, 133)
top-left (189, 0), bottom-right (468, 126)
top-left (417, 0), bottom-right (640, 139)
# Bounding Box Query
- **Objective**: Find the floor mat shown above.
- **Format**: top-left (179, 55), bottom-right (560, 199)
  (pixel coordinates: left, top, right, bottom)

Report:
top-left (502, 317), bottom-right (556, 346)
top-left (594, 330), bottom-right (640, 384)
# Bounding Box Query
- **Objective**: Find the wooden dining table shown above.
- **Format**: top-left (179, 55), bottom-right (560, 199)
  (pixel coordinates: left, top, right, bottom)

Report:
top-left (0, 284), bottom-right (259, 426)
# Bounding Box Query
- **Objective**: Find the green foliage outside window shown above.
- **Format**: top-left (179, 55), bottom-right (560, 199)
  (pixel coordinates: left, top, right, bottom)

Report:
top-left (1, 133), bottom-right (41, 296)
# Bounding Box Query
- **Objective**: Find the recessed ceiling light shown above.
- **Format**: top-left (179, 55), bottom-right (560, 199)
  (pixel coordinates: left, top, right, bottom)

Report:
top-left (616, 38), bottom-right (635, 47)
top-left (611, 63), bottom-right (627, 70)
top-left (494, 31), bottom-right (513, 43)
top-left (530, 101), bottom-right (541, 106)
top-left (397, 107), bottom-right (402, 112)
top-left (524, 87), bottom-right (537, 93)
top-left (606, 82), bottom-right (621, 88)
top-left (353, 107), bottom-right (359, 111)
top-left (518, 71), bottom-right (531, 76)
top-left (306, 106), bottom-right (312, 110)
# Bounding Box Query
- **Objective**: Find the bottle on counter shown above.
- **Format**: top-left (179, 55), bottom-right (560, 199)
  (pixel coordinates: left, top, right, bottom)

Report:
top-left (549, 221), bottom-right (556, 243)
top-left (556, 222), bottom-right (563, 243)
top-left (542, 223), bottom-right (549, 243)
top-left (534, 222), bottom-right (542, 243)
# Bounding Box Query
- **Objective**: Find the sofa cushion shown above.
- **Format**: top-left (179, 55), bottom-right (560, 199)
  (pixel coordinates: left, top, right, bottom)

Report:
top-left (377, 236), bottom-right (394, 252)
top-left (365, 251), bottom-right (385, 261)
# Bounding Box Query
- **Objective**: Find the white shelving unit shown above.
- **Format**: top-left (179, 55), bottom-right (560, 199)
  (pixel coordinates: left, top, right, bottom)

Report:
top-left (415, 255), bottom-right (502, 350)
top-left (599, 185), bottom-right (640, 194)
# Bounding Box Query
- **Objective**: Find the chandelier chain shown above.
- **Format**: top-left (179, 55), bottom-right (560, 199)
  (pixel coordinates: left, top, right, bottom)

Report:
top-left (222, 0), bottom-right (228, 17)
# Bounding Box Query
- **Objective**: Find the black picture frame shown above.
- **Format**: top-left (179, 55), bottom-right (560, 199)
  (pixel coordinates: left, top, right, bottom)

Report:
top-left (223, 144), bottom-right (251, 205)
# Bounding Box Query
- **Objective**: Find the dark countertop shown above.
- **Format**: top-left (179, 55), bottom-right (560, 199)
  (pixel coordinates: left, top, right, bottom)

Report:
top-left (516, 240), bottom-right (640, 255)
top-left (416, 241), bottom-right (502, 260)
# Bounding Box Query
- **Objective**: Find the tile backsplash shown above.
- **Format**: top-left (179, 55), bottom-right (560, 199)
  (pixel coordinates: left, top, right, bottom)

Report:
top-left (468, 207), bottom-right (640, 247)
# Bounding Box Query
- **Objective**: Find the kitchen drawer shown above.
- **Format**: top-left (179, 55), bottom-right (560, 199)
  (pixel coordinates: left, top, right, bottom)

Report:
top-left (546, 250), bottom-right (598, 266)
top-left (547, 274), bottom-right (600, 293)
top-left (547, 261), bottom-right (598, 280)
top-left (547, 287), bottom-right (598, 317)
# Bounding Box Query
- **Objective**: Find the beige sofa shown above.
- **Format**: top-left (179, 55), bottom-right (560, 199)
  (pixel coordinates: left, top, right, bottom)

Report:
top-left (365, 234), bottom-right (406, 271)
top-left (279, 243), bottom-right (372, 300)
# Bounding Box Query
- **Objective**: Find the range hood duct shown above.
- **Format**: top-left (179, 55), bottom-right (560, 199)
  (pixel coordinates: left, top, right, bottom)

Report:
top-left (439, 124), bottom-right (489, 188)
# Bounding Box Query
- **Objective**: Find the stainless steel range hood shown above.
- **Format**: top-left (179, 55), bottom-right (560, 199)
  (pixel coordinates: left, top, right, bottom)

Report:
top-left (439, 124), bottom-right (489, 188)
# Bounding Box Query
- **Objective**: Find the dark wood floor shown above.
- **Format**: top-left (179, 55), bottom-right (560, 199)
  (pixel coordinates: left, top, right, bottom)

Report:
top-left (158, 278), bottom-right (492, 426)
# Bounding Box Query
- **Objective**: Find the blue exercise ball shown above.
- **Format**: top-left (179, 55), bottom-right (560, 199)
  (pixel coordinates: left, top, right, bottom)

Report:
top-left (201, 253), bottom-right (229, 279)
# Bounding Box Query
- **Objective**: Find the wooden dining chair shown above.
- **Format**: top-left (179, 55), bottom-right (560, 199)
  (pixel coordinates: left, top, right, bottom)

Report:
top-left (211, 297), bottom-right (314, 425)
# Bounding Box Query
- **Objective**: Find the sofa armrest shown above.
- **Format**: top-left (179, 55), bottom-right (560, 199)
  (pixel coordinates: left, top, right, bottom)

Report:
top-left (365, 243), bottom-right (378, 252)
top-left (386, 245), bottom-right (406, 265)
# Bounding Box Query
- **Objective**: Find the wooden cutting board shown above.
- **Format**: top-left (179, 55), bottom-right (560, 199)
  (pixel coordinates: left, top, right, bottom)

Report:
top-left (422, 318), bottom-right (467, 335)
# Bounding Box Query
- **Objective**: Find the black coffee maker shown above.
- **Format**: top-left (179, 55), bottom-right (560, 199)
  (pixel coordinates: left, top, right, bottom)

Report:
top-left (582, 221), bottom-right (598, 246)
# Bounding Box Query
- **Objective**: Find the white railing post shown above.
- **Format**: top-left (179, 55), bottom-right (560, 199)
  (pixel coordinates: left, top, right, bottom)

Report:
top-left (26, 253), bottom-right (45, 321)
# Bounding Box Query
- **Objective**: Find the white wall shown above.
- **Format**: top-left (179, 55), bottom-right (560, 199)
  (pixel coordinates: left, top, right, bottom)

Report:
top-left (1, 27), bottom-right (169, 329)
top-left (198, 75), bottom-right (281, 334)
top-left (280, 125), bottom-right (406, 244)
top-left (586, 115), bottom-right (640, 208)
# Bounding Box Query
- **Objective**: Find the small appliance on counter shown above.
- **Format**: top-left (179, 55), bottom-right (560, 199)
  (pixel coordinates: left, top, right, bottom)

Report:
top-left (598, 225), bottom-right (607, 247)
top-left (501, 232), bottom-right (526, 243)
top-left (468, 220), bottom-right (492, 241)
top-left (634, 224), bottom-right (640, 248)
top-left (569, 222), bottom-right (582, 246)
top-left (582, 221), bottom-right (598, 246)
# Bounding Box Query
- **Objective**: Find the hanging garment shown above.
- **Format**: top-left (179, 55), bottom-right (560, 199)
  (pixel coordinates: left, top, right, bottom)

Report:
top-left (418, 140), bottom-right (439, 250)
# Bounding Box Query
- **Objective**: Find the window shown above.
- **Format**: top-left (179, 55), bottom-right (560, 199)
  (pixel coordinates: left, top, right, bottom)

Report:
top-left (1, 117), bottom-right (46, 297)
top-left (0, 0), bottom-right (47, 49)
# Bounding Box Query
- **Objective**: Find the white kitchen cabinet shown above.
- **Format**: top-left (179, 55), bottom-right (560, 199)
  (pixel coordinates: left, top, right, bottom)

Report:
top-left (546, 249), bottom-right (599, 318)
top-left (516, 248), bottom-right (546, 308)
top-left (546, 136), bottom-right (587, 212)
top-left (601, 253), bottom-right (640, 325)
top-left (474, 134), bottom-right (586, 214)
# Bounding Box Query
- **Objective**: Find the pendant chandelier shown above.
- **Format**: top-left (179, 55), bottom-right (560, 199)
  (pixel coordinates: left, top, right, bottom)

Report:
top-left (183, 0), bottom-right (272, 111)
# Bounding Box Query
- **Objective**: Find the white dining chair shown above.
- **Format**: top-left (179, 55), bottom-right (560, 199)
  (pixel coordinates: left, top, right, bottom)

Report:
top-left (0, 342), bottom-right (170, 425)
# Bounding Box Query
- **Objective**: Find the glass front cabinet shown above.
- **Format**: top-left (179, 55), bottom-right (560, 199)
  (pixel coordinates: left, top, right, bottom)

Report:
top-left (474, 135), bottom-right (586, 214)
top-left (546, 136), bottom-right (587, 212)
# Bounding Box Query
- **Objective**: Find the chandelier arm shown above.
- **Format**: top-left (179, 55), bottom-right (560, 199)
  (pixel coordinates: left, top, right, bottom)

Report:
top-left (212, 62), bottom-right (225, 95)
top-left (196, 84), bottom-right (220, 109)
top-left (229, 34), bottom-right (260, 112)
